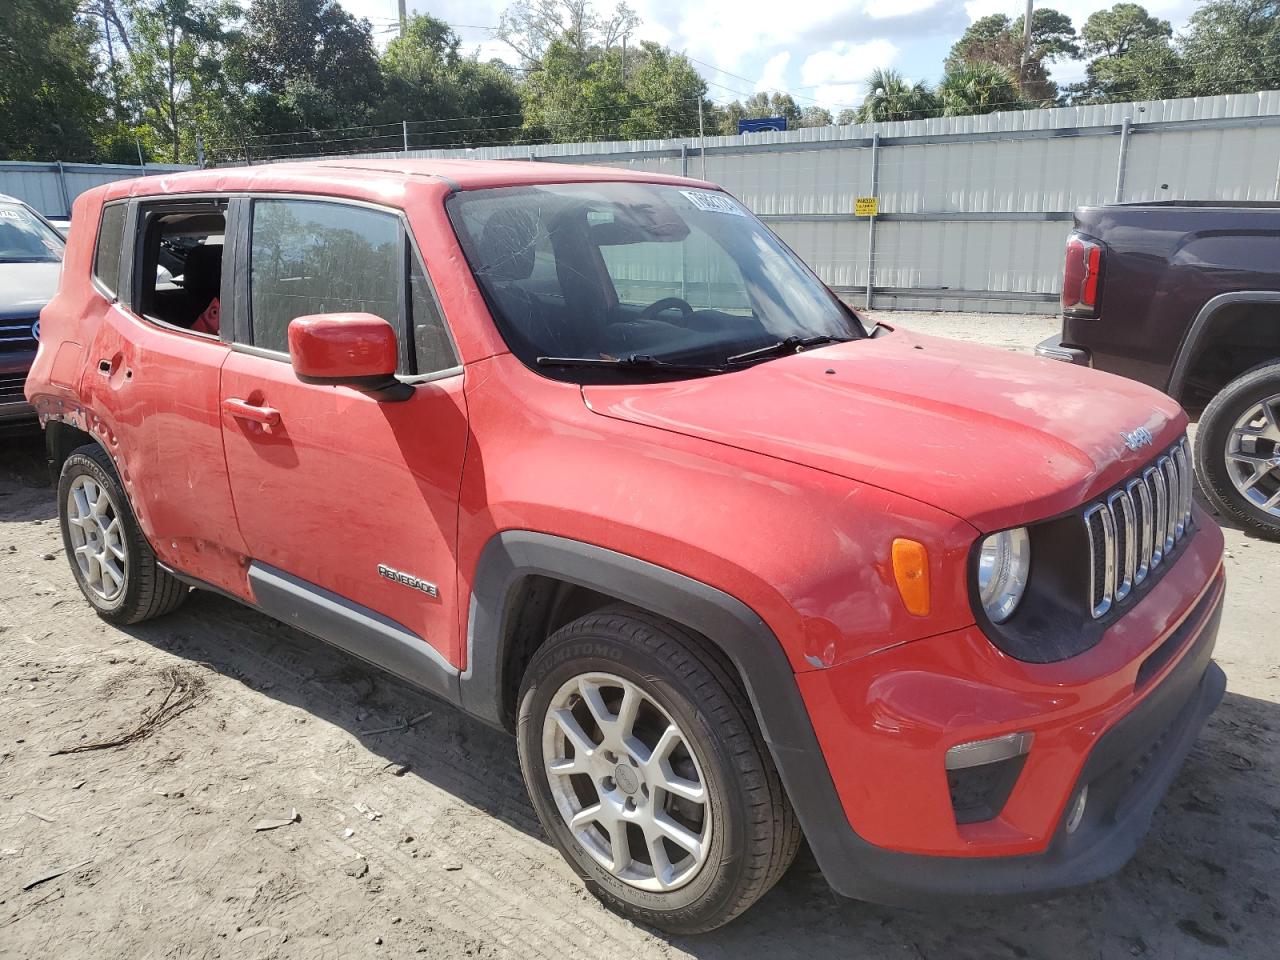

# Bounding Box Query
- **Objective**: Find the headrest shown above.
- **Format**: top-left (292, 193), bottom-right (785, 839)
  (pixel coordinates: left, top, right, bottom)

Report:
top-left (182, 243), bottom-right (223, 299)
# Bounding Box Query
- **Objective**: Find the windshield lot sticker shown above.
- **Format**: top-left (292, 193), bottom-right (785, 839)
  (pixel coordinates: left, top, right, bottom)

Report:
top-left (680, 190), bottom-right (746, 217)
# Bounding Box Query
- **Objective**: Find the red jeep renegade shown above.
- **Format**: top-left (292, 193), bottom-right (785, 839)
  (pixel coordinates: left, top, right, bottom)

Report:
top-left (27, 160), bottom-right (1226, 933)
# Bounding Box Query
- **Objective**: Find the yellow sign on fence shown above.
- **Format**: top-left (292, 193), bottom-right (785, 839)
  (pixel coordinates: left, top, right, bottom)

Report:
top-left (854, 196), bottom-right (879, 217)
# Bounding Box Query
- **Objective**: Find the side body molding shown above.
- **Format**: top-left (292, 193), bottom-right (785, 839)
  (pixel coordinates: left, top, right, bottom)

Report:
top-left (1167, 290), bottom-right (1280, 398)
top-left (249, 562), bottom-right (461, 704)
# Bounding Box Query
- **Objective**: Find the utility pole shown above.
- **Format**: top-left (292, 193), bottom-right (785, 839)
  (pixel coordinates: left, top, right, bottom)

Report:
top-left (397, 0), bottom-right (407, 36)
top-left (621, 34), bottom-right (628, 81)
top-left (1020, 0), bottom-right (1034, 86)
top-left (698, 99), bottom-right (707, 180)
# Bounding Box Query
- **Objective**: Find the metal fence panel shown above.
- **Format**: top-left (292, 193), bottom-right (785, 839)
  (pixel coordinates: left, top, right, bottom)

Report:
top-left (0, 161), bottom-right (192, 218)
top-left (342, 91), bottom-right (1280, 313)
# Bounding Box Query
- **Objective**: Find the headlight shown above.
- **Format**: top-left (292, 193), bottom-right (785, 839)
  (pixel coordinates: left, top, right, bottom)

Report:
top-left (976, 527), bottom-right (1031, 623)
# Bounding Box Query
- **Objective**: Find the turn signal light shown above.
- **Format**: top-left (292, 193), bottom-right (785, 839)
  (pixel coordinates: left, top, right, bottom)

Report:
top-left (891, 538), bottom-right (930, 617)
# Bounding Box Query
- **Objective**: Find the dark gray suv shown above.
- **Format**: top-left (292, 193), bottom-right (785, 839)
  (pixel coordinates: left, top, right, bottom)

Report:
top-left (0, 193), bottom-right (64, 428)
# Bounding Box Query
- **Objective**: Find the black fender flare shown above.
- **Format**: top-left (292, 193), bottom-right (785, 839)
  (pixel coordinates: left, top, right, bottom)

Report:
top-left (1168, 291), bottom-right (1280, 398)
top-left (457, 530), bottom-right (864, 858)
top-left (460, 530), bottom-right (802, 739)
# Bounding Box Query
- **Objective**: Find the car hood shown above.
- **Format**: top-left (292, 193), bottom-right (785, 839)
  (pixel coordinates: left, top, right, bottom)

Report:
top-left (582, 327), bottom-right (1187, 531)
top-left (0, 261), bottom-right (60, 317)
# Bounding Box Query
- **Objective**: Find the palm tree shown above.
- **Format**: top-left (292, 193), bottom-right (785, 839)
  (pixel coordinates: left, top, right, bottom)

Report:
top-left (855, 68), bottom-right (940, 123)
top-left (938, 61), bottom-right (1027, 117)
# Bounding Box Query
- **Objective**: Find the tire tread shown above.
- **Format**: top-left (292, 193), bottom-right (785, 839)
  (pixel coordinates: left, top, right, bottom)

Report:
top-left (519, 605), bottom-right (802, 933)
top-left (1194, 359), bottom-right (1280, 540)
top-left (59, 444), bottom-right (188, 624)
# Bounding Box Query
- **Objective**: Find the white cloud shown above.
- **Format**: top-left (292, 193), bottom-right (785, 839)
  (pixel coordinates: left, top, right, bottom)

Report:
top-left (862, 0), bottom-right (942, 19)
top-left (801, 40), bottom-right (898, 87)
top-left (800, 40), bottom-right (898, 110)
top-left (756, 52), bottom-right (793, 93)
top-left (962, 0), bottom-right (1010, 21)
top-left (814, 84), bottom-right (866, 110)
top-left (668, 1), bottom-right (842, 74)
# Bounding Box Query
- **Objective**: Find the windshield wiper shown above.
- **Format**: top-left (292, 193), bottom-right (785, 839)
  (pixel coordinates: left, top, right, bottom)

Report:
top-left (536, 354), bottom-right (726, 376)
top-left (725, 335), bottom-right (853, 366)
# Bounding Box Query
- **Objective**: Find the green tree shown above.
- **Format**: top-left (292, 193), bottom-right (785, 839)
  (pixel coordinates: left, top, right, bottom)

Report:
top-left (521, 37), bottom-right (707, 142)
top-left (947, 8), bottom-right (1076, 103)
top-left (498, 0), bottom-right (638, 68)
top-left (1068, 4), bottom-right (1179, 103)
top-left (381, 14), bottom-right (522, 148)
top-left (939, 61), bottom-right (1027, 116)
top-left (233, 0), bottom-right (384, 139)
top-left (1079, 2), bottom-right (1172, 56)
top-left (797, 105), bottom-right (834, 127)
top-left (716, 92), bottom-right (803, 133)
top-left (835, 107), bottom-right (857, 125)
top-left (1181, 0), bottom-right (1280, 96)
top-left (615, 42), bottom-right (707, 139)
top-left (854, 68), bottom-right (940, 123)
top-left (115, 0), bottom-right (243, 163)
top-left (0, 0), bottom-right (106, 160)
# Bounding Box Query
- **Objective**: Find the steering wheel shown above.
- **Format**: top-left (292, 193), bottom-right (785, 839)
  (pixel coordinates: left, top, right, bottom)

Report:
top-left (639, 297), bottom-right (694, 322)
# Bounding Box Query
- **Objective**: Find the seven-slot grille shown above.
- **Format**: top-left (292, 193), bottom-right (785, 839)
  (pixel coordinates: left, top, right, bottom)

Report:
top-left (1, 317), bottom-right (39, 352)
top-left (1083, 436), bottom-right (1194, 619)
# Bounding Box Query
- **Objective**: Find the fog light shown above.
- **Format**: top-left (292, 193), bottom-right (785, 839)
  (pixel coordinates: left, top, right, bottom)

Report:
top-left (1065, 785), bottom-right (1089, 834)
top-left (945, 731), bottom-right (1033, 770)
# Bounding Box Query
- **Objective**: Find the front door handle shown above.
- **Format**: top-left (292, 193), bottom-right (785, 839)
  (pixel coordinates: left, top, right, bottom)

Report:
top-left (223, 397), bottom-right (280, 426)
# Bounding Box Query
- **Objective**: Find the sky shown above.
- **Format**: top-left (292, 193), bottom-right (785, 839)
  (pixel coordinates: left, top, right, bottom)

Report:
top-left (340, 0), bottom-right (1207, 114)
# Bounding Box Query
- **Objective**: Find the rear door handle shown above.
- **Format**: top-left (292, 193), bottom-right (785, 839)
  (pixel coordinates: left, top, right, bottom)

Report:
top-left (222, 397), bottom-right (280, 426)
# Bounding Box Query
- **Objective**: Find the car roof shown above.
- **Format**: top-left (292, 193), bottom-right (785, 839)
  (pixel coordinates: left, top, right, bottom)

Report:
top-left (100, 157), bottom-right (713, 201)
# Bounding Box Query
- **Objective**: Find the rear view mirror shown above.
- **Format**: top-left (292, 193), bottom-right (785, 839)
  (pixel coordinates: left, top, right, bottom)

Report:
top-left (288, 313), bottom-right (411, 402)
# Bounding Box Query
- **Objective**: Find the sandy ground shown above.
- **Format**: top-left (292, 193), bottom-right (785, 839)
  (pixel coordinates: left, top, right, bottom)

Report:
top-left (2, 312), bottom-right (1278, 960)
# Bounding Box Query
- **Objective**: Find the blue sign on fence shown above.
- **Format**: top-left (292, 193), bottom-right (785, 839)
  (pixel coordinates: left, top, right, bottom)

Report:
top-left (738, 116), bottom-right (788, 133)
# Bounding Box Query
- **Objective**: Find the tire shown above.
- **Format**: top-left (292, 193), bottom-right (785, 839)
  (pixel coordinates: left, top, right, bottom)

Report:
top-left (516, 605), bottom-right (802, 934)
top-left (57, 443), bottom-right (189, 624)
top-left (1195, 360), bottom-right (1280, 539)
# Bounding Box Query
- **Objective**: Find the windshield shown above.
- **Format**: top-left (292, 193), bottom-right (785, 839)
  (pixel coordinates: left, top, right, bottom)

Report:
top-left (0, 203), bottom-right (65, 263)
top-left (446, 182), bottom-right (865, 378)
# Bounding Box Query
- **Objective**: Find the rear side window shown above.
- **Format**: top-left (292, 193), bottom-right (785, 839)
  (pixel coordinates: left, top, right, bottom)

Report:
top-left (249, 199), bottom-right (400, 353)
top-left (93, 203), bottom-right (127, 295)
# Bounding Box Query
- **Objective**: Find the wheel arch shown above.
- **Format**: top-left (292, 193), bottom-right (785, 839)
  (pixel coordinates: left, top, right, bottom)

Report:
top-left (1169, 291), bottom-right (1280, 402)
top-left (459, 532), bottom-right (809, 751)
top-left (44, 418), bottom-right (109, 483)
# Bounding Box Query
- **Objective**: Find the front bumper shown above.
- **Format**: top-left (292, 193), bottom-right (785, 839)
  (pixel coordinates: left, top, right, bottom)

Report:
top-left (1035, 334), bottom-right (1091, 366)
top-left (771, 514), bottom-right (1226, 906)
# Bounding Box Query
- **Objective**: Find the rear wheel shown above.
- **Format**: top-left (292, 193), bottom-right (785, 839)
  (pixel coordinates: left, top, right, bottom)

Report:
top-left (58, 444), bottom-right (188, 623)
top-left (516, 606), bottom-right (801, 934)
top-left (1195, 360), bottom-right (1280, 539)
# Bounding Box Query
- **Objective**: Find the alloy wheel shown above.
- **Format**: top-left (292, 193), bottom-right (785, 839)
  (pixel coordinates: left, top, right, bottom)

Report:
top-left (66, 474), bottom-right (128, 602)
top-left (541, 672), bottom-right (711, 892)
top-left (1225, 392), bottom-right (1280, 518)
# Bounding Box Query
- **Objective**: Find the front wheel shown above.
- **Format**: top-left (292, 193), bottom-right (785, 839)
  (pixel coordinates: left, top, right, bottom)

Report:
top-left (516, 607), bottom-right (801, 934)
top-left (1195, 360), bottom-right (1280, 539)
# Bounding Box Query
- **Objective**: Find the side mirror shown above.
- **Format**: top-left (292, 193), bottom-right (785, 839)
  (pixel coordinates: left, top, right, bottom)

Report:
top-left (287, 313), bottom-right (412, 402)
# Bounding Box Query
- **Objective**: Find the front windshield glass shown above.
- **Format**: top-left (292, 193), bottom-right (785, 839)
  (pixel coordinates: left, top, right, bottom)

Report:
top-left (447, 182), bottom-right (864, 377)
top-left (0, 203), bottom-right (65, 263)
